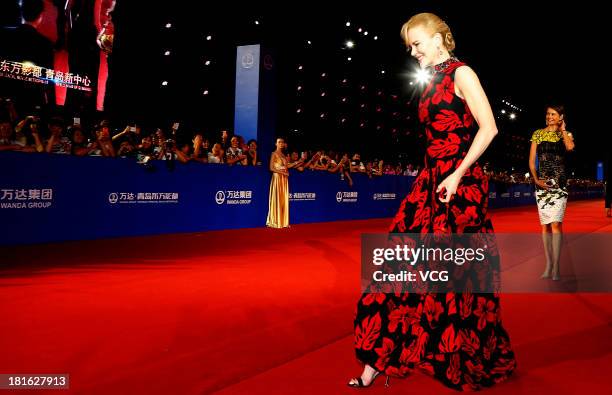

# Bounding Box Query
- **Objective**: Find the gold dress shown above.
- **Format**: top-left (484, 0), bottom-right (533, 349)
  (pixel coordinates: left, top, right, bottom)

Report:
top-left (266, 152), bottom-right (289, 228)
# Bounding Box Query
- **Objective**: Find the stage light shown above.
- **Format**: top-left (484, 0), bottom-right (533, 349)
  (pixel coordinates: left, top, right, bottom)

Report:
top-left (364, 31), bottom-right (368, 36)
top-left (346, 21), bottom-right (351, 27)
top-left (320, 113), bottom-right (326, 118)
top-left (373, 36), bottom-right (378, 40)
top-left (165, 23), bottom-right (172, 29)
top-left (321, 72), bottom-right (326, 77)
top-left (510, 113), bottom-right (516, 119)
top-left (296, 108), bottom-right (302, 113)
top-left (164, 50), bottom-right (171, 56)
top-left (307, 40), bottom-right (312, 45)
top-left (501, 109), bottom-right (506, 114)
top-left (162, 81), bottom-right (168, 86)
top-left (415, 68), bottom-right (431, 83)
top-left (254, 20), bottom-right (260, 25)
top-left (358, 28), bottom-right (362, 33)
top-left (204, 60), bottom-right (211, 66)
top-left (298, 65), bottom-right (303, 70)
top-left (206, 35), bottom-right (212, 41)
top-left (346, 41), bottom-right (355, 49)
top-left (342, 79), bottom-right (347, 83)
top-left (321, 92), bottom-right (326, 96)
top-left (381, 70), bottom-right (385, 74)
top-left (347, 57), bottom-right (352, 61)
top-left (342, 97), bottom-right (347, 102)
top-left (203, 90), bottom-right (209, 95)
top-left (297, 86), bottom-right (302, 91)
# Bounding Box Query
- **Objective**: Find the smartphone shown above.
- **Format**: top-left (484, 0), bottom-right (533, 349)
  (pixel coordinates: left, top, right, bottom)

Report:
top-left (129, 126), bottom-right (136, 132)
top-left (73, 117), bottom-right (81, 125)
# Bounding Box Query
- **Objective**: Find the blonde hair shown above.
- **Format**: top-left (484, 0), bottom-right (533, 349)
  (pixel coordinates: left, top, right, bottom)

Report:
top-left (400, 13), bottom-right (456, 52)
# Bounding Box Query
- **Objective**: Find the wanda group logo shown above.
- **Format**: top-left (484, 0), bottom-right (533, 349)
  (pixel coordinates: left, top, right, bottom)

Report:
top-left (108, 193), bottom-right (119, 204)
top-left (242, 53), bottom-right (254, 69)
top-left (215, 191), bottom-right (226, 205)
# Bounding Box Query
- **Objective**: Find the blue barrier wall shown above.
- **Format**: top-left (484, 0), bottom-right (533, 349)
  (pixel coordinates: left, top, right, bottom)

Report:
top-left (1, 153), bottom-right (412, 245)
top-left (1, 152), bottom-right (603, 245)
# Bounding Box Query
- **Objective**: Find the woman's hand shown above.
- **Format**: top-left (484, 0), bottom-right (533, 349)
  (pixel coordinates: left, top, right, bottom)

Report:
top-left (436, 171), bottom-right (463, 203)
top-left (534, 178), bottom-right (550, 190)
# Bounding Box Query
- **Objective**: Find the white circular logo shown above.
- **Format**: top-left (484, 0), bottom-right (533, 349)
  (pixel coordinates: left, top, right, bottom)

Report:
top-left (215, 191), bottom-right (226, 205)
top-left (242, 53), bottom-right (254, 69)
top-left (108, 193), bottom-right (119, 204)
top-left (336, 192), bottom-right (343, 203)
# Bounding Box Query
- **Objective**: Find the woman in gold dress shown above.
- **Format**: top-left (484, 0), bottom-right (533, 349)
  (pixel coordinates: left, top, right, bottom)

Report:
top-left (266, 138), bottom-right (290, 228)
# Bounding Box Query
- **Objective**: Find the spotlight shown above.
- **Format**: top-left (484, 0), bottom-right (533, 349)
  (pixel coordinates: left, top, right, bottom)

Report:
top-left (373, 36), bottom-right (378, 40)
top-left (254, 20), bottom-right (260, 25)
top-left (415, 68), bottom-right (431, 84)
top-left (298, 65), bottom-right (303, 70)
top-left (203, 90), bottom-right (209, 95)
top-left (205, 60), bottom-right (211, 66)
top-left (164, 50), bottom-right (171, 56)
top-left (165, 23), bottom-right (172, 29)
top-left (206, 35), bottom-right (212, 41)
top-left (510, 113), bottom-right (516, 120)
top-left (347, 57), bottom-right (352, 61)
top-left (501, 109), bottom-right (506, 114)
top-left (346, 40), bottom-right (355, 48)
top-left (162, 81), bottom-right (168, 86)
top-left (364, 31), bottom-right (368, 36)
top-left (346, 21), bottom-right (351, 27)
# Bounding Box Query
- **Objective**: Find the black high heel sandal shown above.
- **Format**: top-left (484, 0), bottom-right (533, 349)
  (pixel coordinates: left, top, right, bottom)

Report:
top-left (347, 371), bottom-right (391, 388)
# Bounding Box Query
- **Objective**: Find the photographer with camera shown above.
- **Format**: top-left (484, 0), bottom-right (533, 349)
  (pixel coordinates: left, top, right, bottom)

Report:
top-left (13, 115), bottom-right (44, 152)
top-left (192, 134), bottom-right (209, 163)
top-left (93, 120), bottom-right (115, 157)
top-left (44, 117), bottom-right (71, 155)
top-left (112, 123), bottom-right (142, 147)
top-left (225, 136), bottom-right (248, 165)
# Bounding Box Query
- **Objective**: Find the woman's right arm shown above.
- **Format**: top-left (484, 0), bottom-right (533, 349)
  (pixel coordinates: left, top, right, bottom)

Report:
top-left (269, 153), bottom-right (277, 173)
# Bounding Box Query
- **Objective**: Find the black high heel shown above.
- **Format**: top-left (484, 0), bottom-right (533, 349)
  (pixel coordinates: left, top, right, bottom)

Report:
top-left (347, 371), bottom-right (391, 388)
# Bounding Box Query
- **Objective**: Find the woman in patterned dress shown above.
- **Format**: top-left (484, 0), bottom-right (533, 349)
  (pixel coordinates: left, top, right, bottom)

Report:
top-left (528, 105), bottom-right (575, 280)
top-left (348, 13), bottom-right (516, 390)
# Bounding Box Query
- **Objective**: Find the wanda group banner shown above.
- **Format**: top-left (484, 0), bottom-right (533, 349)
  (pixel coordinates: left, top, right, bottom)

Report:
top-left (0, 152), bottom-right (602, 246)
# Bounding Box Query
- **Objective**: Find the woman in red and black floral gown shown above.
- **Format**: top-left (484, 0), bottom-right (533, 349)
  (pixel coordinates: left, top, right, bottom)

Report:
top-left (348, 13), bottom-right (516, 390)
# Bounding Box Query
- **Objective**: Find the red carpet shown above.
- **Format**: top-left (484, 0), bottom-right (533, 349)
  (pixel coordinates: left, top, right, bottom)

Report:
top-left (1, 199), bottom-right (611, 394)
